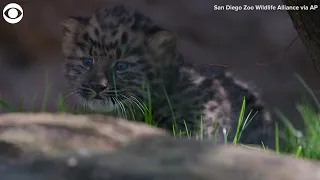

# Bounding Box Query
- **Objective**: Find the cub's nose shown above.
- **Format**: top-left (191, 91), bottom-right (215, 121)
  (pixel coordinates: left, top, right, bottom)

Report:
top-left (91, 84), bottom-right (106, 93)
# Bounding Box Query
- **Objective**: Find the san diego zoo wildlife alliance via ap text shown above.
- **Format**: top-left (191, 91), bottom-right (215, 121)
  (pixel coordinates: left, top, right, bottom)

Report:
top-left (213, 4), bottom-right (319, 11)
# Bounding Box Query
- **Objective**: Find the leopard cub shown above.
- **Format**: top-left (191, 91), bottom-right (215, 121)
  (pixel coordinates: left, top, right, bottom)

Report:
top-left (61, 5), bottom-right (274, 146)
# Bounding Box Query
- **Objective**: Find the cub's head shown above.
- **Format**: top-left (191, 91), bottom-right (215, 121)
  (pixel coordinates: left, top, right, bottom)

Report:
top-left (61, 5), bottom-right (181, 113)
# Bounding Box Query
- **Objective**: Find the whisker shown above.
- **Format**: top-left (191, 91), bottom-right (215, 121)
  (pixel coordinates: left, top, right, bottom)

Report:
top-left (123, 94), bottom-right (145, 115)
top-left (79, 95), bottom-right (88, 111)
top-left (111, 97), bottom-right (120, 116)
top-left (64, 90), bottom-right (80, 108)
top-left (64, 92), bottom-right (78, 102)
top-left (117, 98), bottom-right (127, 119)
top-left (129, 94), bottom-right (146, 110)
top-left (65, 89), bottom-right (80, 96)
top-left (114, 97), bottom-right (124, 118)
top-left (69, 94), bottom-right (79, 110)
top-left (119, 94), bottom-right (136, 120)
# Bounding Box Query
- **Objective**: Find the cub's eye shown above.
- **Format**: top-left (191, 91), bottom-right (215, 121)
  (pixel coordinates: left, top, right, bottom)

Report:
top-left (81, 57), bottom-right (94, 67)
top-left (114, 62), bottom-right (129, 72)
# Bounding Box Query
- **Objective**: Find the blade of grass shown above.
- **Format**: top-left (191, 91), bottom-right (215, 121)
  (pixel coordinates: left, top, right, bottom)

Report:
top-left (233, 96), bottom-right (246, 144)
top-left (57, 94), bottom-right (67, 112)
top-left (18, 99), bottom-right (24, 111)
top-left (162, 85), bottom-right (177, 128)
top-left (275, 122), bottom-right (280, 154)
top-left (261, 142), bottom-right (266, 151)
top-left (183, 120), bottom-right (191, 138)
top-left (41, 71), bottom-right (50, 111)
top-left (0, 99), bottom-right (15, 112)
top-left (295, 73), bottom-right (320, 109)
top-left (145, 84), bottom-right (153, 124)
top-left (223, 127), bottom-right (230, 144)
top-left (295, 146), bottom-right (302, 158)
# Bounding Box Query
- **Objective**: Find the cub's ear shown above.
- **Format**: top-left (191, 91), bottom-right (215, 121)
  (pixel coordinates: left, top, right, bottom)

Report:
top-left (148, 30), bottom-right (177, 55)
top-left (148, 30), bottom-right (179, 66)
top-left (61, 16), bottom-right (89, 55)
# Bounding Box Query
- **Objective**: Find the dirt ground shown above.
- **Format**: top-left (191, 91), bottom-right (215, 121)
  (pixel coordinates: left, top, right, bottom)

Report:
top-left (0, 0), bottom-right (318, 129)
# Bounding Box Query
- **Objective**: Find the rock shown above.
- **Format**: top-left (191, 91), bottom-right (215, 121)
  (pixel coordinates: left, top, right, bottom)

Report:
top-left (0, 113), bottom-right (320, 180)
top-left (0, 113), bottom-right (168, 158)
top-left (1, 136), bottom-right (320, 180)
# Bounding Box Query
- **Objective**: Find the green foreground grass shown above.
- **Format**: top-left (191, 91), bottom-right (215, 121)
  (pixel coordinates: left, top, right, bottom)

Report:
top-left (0, 74), bottom-right (319, 161)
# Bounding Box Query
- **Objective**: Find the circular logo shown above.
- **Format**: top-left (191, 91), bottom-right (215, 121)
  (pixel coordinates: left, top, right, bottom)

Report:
top-left (3, 3), bottom-right (23, 24)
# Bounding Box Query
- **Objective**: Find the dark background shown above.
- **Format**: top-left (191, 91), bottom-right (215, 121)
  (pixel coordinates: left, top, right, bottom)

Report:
top-left (0, 0), bottom-right (319, 129)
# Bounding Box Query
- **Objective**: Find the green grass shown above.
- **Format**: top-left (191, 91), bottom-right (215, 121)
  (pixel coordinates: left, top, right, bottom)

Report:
top-left (0, 88), bottom-right (257, 147)
top-left (0, 73), bottom-right (320, 161)
top-left (275, 74), bottom-right (320, 160)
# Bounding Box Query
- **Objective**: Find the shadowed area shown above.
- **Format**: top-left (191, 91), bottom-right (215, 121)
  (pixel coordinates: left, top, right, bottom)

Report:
top-left (0, 133), bottom-right (320, 180)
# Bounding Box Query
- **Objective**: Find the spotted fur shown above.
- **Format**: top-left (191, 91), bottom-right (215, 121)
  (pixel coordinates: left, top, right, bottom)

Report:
top-left (61, 5), bottom-right (274, 146)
